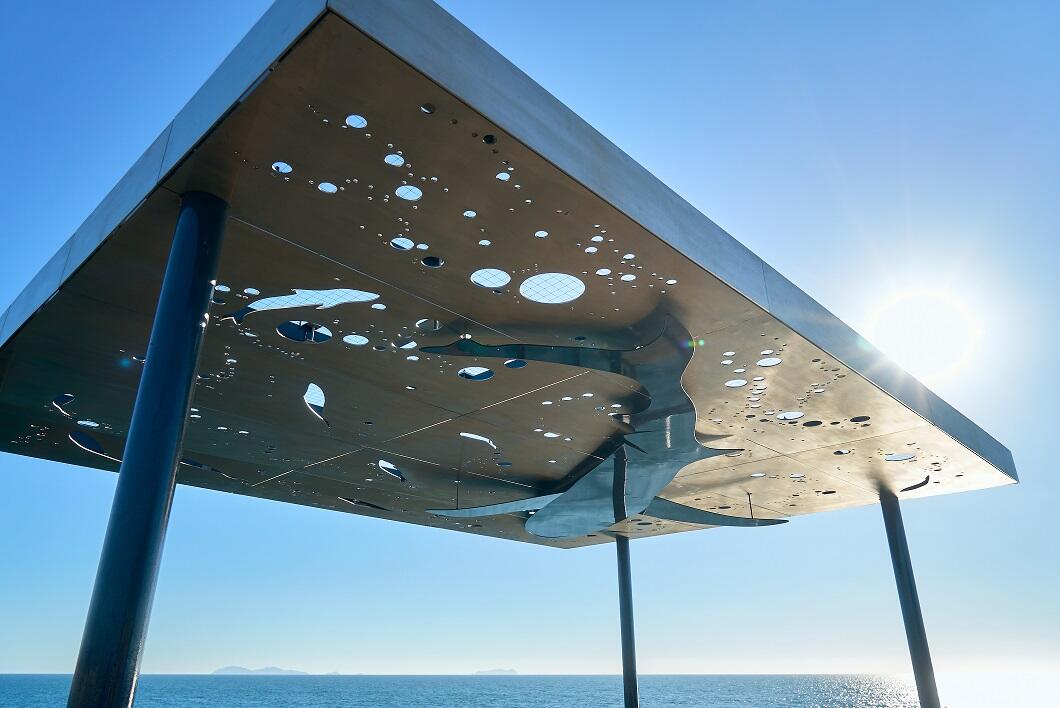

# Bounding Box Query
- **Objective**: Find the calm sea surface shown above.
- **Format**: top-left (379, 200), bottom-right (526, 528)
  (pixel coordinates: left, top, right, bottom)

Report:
top-left (0, 674), bottom-right (926, 707)
top-left (7, 673), bottom-right (1059, 707)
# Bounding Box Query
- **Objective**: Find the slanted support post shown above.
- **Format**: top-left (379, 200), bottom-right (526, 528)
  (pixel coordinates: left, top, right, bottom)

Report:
top-left (67, 192), bottom-right (227, 708)
top-left (613, 446), bottom-right (639, 708)
top-left (880, 489), bottom-right (941, 708)
top-left (615, 535), bottom-right (639, 708)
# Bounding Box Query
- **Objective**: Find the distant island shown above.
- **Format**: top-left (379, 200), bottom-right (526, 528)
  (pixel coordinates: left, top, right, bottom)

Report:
top-left (474, 669), bottom-right (518, 675)
top-left (212, 666), bottom-right (308, 676)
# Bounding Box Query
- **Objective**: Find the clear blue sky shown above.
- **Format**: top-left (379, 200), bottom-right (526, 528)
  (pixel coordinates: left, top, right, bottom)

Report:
top-left (1, 0), bottom-right (1057, 677)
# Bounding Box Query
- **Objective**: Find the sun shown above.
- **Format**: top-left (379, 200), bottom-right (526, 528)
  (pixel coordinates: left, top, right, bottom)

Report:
top-left (866, 288), bottom-right (981, 385)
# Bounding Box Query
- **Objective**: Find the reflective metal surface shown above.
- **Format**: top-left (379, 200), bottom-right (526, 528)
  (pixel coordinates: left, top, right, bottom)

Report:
top-left (0, 2), bottom-right (1016, 548)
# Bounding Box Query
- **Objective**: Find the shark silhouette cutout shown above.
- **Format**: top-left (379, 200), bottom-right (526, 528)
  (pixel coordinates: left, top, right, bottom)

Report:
top-left (222, 288), bottom-right (379, 324)
top-left (422, 316), bottom-right (787, 538)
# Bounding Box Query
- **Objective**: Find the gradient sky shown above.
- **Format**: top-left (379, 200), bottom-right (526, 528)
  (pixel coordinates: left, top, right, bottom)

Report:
top-left (1, 0), bottom-right (1057, 677)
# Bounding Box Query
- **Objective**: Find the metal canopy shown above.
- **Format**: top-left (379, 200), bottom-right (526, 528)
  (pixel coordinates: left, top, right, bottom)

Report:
top-left (0, 0), bottom-right (1016, 548)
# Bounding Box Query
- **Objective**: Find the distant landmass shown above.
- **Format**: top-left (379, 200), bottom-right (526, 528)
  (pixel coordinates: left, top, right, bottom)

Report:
top-left (212, 666), bottom-right (308, 676)
top-left (474, 669), bottom-right (518, 675)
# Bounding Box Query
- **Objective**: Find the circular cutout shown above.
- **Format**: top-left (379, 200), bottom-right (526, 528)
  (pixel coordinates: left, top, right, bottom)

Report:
top-left (421, 256), bottom-right (444, 268)
top-left (519, 273), bottom-right (585, 304)
top-left (415, 318), bottom-right (442, 331)
top-left (420, 103), bottom-right (435, 114)
top-left (478, 239), bottom-right (491, 247)
top-left (534, 230), bottom-right (549, 238)
top-left (470, 268), bottom-right (511, 288)
top-left (343, 334), bottom-right (369, 346)
top-left (620, 274), bottom-right (636, 282)
top-left (345, 114), bottom-right (368, 128)
top-left (317, 182), bottom-right (338, 194)
top-left (390, 237), bottom-right (414, 250)
top-left (596, 268), bottom-right (611, 276)
top-left (885, 452), bottom-right (917, 462)
top-left (504, 359), bottom-right (527, 369)
top-left (277, 320), bottom-right (332, 343)
top-left (724, 379), bottom-right (748, 388)
top-left (271, 161), bottom-right (292, 174)
top-left (496, 172), bottom-right (511, 182)
top-left (395, 185), bottom-right (422, 201)
top-left (463, 210), bottom-right (477, 219)
top-left (757, 357), bottom-right (783, 367)
top-left (776, 411), bottom-right (805, 421)
top-left (458, 366), bottom-right (494, 381)
top-left (384, 153), bottom-right (405, 167)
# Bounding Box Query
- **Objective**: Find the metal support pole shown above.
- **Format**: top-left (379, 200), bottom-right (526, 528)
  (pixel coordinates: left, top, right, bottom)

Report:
top-left (613, 446), bottom-right (639, 708)
top-left (68, 192), bottom-right (227, 708)
top-left (880, 489), bottom-right (941, 708)
top-left (615, 535), bottom-right (639, 708)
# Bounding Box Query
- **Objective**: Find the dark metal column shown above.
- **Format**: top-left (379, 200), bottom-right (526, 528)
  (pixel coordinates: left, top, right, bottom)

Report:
top-left (68, 192), bottom-right (227, 708)
top-left (615, 535), bottom-right (639, 708)
top-left (613, 446), bottom-right (639, 708)
top-left (880, 489), bottom-right (941, 708)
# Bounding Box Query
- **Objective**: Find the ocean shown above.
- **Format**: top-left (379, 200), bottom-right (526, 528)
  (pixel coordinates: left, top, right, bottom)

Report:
top-left (0, 673), bottom-right (1053, 707)
top-left (0, 674), bottom-right (922, 707)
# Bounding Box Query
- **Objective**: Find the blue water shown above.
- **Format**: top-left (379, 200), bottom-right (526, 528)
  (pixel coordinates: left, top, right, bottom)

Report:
top-left (0, 674), bottom-right (920, 707)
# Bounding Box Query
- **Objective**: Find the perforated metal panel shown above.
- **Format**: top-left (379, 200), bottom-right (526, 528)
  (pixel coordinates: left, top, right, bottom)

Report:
top-left (0, 5), bottom-right (1015, 548)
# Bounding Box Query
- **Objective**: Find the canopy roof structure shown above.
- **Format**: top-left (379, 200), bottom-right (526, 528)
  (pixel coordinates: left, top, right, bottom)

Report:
top-left (0, 0), bottom-right (1015, 550)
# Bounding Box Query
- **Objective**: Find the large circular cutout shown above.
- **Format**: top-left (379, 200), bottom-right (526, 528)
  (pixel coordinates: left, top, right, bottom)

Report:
top-left (519, 273), bottom-right (585, 304)
top-left (470, 268), bottom-right (511, 289)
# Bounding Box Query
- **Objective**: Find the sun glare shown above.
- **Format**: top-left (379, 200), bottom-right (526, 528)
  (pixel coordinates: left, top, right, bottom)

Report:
top-left (866, 288), bottom-right (980, 385)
